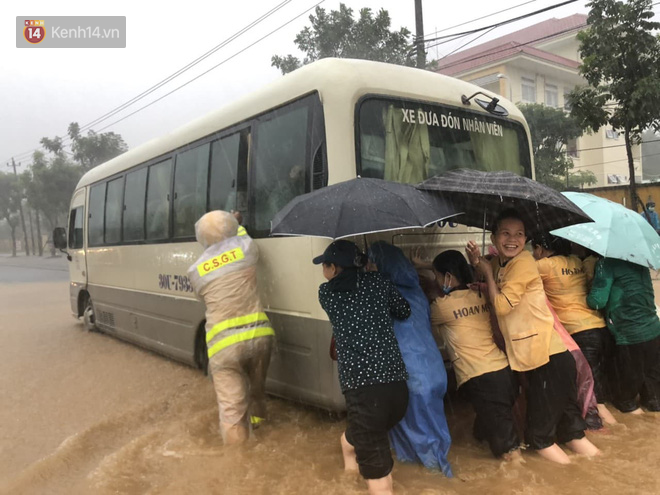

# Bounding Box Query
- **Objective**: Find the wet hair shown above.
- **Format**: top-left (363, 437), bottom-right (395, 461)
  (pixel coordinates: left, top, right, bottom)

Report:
top-left (432, 250), bottom-right (474, 285)
top-left (492, 208), bottom-right (528, 236)
top-left (530, 232), bottom-right (571, 256)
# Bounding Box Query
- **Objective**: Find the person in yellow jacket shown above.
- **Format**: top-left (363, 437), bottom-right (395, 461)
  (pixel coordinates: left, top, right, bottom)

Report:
top-left (188, 210), bottom-right (275, 444)
top-left (466, 209), bottom-right (599, 464)
top-left (429, 250), bottom-right (522, 461)
top-left (531, 233), bottom-right (617, 426)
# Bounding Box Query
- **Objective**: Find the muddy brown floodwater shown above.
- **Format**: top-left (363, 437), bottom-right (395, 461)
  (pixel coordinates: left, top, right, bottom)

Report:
top-left (1, 276), bottom-right (660, 494)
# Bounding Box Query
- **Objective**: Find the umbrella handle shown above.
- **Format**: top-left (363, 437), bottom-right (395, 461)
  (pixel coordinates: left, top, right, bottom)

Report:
top-left (482, 209), bottom-right (487, 254)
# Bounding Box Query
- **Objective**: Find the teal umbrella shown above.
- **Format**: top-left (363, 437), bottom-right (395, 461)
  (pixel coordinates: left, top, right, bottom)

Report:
top-left (551, 192), bottom-right (660, 270)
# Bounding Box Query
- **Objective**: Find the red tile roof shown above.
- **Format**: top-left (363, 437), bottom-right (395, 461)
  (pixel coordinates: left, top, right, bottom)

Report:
top-left (435, 14), bottom-right (587, 76)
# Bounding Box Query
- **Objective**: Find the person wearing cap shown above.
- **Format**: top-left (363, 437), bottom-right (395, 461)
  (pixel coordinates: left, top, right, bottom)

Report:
top-left (640, 201), bottom-right (660, 232)
top-left (188, 210), bottom-right (275, 444)
top-left (314, 240), bottom-right (411, 495)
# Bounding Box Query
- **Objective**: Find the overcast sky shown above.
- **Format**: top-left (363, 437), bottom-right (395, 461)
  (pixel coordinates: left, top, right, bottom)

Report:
top-left (1, 0), bottom-right (599, 170)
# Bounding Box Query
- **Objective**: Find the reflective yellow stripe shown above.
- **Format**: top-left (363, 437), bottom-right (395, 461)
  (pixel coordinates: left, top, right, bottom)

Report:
top-left (207, 326), bottom-right (275, 358)
top-left (206, 312), bottom-right (270, 343)
top-left (197, 247), bottom-right (245, 277)
top-left (237, 226), bottom-right (247, 236)
top-left (250, 416), bottom-right (265, 425)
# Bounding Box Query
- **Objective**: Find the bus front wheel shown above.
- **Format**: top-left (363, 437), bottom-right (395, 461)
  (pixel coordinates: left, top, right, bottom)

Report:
top-left (82, 294), bottom-right (97, 332)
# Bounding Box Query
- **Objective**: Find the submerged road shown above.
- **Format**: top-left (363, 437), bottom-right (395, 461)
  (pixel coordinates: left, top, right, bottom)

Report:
top-left (1, 254), bottom-right (660, 494)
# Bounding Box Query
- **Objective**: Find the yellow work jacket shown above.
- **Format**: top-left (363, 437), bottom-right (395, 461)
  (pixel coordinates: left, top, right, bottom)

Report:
top-left (188, 234), bottom-right (274, 360)
top-left (536, 255), bottom-right (606, 334)
top-left (430, 289), bottom-right (509, 387)
top-left (491, 251), bottom-right (566, 372)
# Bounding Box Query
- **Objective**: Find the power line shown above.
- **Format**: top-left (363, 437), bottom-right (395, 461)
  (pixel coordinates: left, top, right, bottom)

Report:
top-left (423, 0), bottom-right (540, 41)
top-left (1, 0), bottom-right (304, 166)
top-left (434, 23), bottom-right (587, 71)
top-left (78, 0), bottom-right (294, 134)
top-left (422, 0), bottom-right (577, 46)
top-left (96, 0), bottom-right (326, 133)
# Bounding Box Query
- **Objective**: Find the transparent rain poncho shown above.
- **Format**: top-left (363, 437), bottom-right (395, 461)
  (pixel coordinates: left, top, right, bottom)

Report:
top-left (369, 241), bottom-right (453, 476)
top-left (188, 211), bottom-right (274, 440)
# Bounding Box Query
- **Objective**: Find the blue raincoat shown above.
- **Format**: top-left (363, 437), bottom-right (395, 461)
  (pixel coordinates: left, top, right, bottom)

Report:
top-left (369, 241), bottom-right (453, 476)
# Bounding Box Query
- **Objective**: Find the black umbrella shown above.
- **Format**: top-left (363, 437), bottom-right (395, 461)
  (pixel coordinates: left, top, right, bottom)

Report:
top-left (416, 169), bottom-right (592, 235)
top-left (270, 177), bottom-right (462, 239)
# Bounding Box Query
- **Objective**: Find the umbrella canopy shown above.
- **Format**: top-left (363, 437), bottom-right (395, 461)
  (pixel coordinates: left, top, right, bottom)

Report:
top-left (270, 177), bottom-right (462, 239)
top-left (416, 169), bottom-right (592, 235)
top-left (551, 192), bottom-right (660, 270)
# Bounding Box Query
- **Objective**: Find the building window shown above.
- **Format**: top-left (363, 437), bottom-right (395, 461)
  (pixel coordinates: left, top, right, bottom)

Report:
top-left (521, 77), bottom-right (536, 103)
top-left (606, 129), bottom-right (620, 140)
top-left (564, 91), bottom-right (572, 111)
top-left (545, 84), bottom-right (558, 107)
top-left (567, 138), bottom-right (579, 158)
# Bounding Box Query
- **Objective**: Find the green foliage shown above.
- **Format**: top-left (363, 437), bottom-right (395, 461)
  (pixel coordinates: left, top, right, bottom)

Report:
top-left (66, 122), bottom-right (128, 171)
top-left (272, 4), bottom-right (414, 74)
top-left (518, 103), bottom-right (586, 190)
top-left (25, 151), bottom-right (83, 229)
top-left (0, 172), bottom-right (21, 228)
top-left (568, 0), bottom-right (660, 206)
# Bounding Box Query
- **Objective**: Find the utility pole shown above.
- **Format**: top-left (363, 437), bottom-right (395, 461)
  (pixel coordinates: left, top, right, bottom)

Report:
top-left (415, 0), bottom-right (426, 69)
top-left (7, 158), bottom-right (30, 256)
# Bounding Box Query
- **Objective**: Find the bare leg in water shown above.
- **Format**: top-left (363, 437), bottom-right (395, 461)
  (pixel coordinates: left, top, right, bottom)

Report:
top-left (597, 403), bottom-right (618, 425)
top-left (341, 433), bottom-right (394, 495)
top-left (340, 432), bottom-right (358, 471)
top-left (566, 437), bottom-right (600, 456)
top-left (537, 443), bottom-right (571, 464)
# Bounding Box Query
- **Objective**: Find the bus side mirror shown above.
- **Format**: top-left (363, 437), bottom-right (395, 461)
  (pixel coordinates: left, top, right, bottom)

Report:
top-left (53, 227), bottom-right (67, 250)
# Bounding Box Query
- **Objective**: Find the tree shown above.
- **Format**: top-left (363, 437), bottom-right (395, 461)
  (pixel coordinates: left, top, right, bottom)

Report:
top-left (568, 0), bottom-right (660, 210)
top-left (518, 103), bottom-right (588, 191)
top-left (66, 122), bottom-right (128, 171)
top-left (0, 172), bottom-right (22, 256)
top-left (27, 151), bottom-right (83, 232)
top-left (272, 4), bottom-right (414, 74)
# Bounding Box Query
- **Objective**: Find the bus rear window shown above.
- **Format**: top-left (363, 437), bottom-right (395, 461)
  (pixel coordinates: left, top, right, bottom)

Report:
top-left (357, 98), bottom-right (531, 184)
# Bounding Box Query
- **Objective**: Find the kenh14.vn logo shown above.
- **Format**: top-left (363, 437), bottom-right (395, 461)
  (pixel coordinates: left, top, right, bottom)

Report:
top-left (24, 20), bottom-right (45, 44)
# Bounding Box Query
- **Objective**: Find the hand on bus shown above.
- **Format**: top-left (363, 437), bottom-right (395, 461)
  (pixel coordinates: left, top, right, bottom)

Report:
top-left (410, 246), bottom-right (431, 269)
top-left (465, 241), bottom-right (481, 266)
top-left (230, 210), bottom-right (243, 225)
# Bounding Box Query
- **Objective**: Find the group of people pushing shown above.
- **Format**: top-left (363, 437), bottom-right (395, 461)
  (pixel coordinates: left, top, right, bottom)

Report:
top-left (187, 208), bottom-right (660, 495)
top-left (315, 208), bottom-right (660, 494)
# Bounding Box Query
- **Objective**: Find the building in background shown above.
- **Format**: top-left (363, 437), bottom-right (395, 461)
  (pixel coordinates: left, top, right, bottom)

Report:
top-left (434, 14), bottom-right (643, 188)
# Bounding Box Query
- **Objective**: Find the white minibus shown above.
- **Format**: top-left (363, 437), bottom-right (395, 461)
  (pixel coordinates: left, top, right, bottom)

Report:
top-left (55, 58), bottom-right (533, 411)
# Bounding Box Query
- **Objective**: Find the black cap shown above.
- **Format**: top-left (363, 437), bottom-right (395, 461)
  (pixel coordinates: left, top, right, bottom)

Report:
top-left (313, 240), bottom-right (363, 267)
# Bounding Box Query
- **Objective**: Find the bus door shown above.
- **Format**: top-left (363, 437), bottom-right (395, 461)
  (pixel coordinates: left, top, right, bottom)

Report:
top-left (67, 188), bottom-right (87, 315)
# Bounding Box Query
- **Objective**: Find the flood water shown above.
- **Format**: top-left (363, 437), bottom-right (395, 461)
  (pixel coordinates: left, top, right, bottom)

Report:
top-left (1, 274), bottom-right (660, 494)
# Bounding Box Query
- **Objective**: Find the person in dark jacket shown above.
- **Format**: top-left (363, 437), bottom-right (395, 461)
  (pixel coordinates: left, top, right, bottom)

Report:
top-left (315, 240), bottom-right (410, 495)
top-left (587, 257), bottom-right (660, 414)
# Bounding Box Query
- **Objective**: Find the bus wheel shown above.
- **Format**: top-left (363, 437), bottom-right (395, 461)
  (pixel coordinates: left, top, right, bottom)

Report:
top-left (195, 326), bottom-right (209, 375)
top-left (82, 294), bottom-right (98, 332)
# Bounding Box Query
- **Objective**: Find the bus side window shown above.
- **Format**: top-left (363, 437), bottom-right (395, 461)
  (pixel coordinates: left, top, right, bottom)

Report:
top-left (88, 183), bottom-right (106, 247)
top-left (173, 143), bottom-right (209, 238)
top-left (209, 130), bottom-right (248, 218)
top-left (104, 177), bottom-right (123, 244)
top-left (68, 206), bottom-right (84, 249)
top-left (252, 105), bottom-right (309, 235)
top-left (123, 167), bottom-right (147, 242)
top-left (146, 159), bottom-right (173, 241)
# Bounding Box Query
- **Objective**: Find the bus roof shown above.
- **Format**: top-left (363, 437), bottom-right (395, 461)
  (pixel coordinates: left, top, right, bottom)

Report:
top-left (76, 58), bottom-right (528, 189)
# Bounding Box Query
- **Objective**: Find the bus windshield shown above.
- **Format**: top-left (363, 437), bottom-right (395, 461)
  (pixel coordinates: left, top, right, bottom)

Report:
top-left (357, 97), bottom-right (532, 183)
